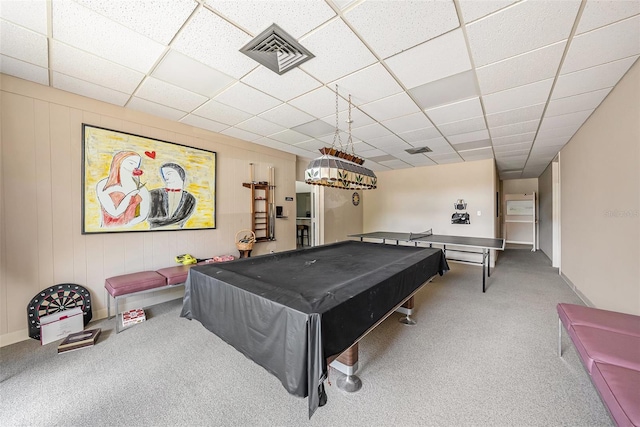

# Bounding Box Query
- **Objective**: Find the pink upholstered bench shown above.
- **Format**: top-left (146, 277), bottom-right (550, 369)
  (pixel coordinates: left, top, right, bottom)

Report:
top-left (105, 268), bottom-right (190, 333)
top-left (558, 303), bottom-right (640, 426)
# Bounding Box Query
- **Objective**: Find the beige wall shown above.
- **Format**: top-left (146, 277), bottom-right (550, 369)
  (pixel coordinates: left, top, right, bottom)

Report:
top-left (0, 74), bottom-right (297, 345)
top-left (502, 178), bottom-right (538, 195)
top-left (363, 159), bottom-right (497, 264)
top-left (321, 188), bottom-right (363, 244)
top-left (538, 162), bottom-right (553, 261)
top-left (364, 158), bottom-right (496, 236)
top-left (560, 60), bottom-right (639, 315)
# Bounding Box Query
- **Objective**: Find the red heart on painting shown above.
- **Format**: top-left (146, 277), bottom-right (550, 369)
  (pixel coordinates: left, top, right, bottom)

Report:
top-left (144, 151), bottom-right (156, 159)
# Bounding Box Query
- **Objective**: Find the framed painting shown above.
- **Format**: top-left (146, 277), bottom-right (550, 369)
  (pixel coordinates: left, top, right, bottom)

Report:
top-left (82, 124), bottom-right (216, 234)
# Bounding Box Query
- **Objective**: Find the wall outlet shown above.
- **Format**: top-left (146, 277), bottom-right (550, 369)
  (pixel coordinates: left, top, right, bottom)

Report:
top-left (477, 210), bottom-right (482, 216)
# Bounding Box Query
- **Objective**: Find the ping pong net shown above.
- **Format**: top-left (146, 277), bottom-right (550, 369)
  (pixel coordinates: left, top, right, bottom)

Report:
top-left (408, 229), bottom-right (433, 241)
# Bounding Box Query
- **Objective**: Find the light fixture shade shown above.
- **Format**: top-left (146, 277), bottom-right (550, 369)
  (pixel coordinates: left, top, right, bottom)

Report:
top-left (305, 155), bottom-right (377, 190)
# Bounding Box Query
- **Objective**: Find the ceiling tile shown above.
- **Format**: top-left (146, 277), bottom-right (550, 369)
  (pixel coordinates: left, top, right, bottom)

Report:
top-left (378, 159), bottom-right (411, 169)
top-left (576, 1), bottom-right (640, 35)
top-left (359, 92), bottom-right (420, 122)
top-left (476, 41), bottom-right (566, 95)
top-left (536, 123), bottom-right (581, 140)
top-left (51, 41), bottom-right (144, 94)
top-left (425, 97), bottom-right (483, 125)
top-left (0, 18), bottom-right (48, 67)
top-left (493, 141), bottom-right (532, 153)
top-left (74, 0), bottom-right (197, 44)
top-left (466, 0), bottom-right (580, 67)
top-left (291, 119), bottom-right (335, 138)
top-left (127, 97), bottom-right (186, 121)
top-left (439, 116), bottom-right (487, 137)
top-left (179, 114), bottom-right (229, 133)
top-left (0, 54), bottom-right (48, 85)
top-left (259, 104), bottom-right (315, 128)
top-left (299, 18), bottom-right (376, 82)
top-left (490, 119), bottom-right (539, 138)
top-left (320, 106), bottom-right (375, 131)
top-left (482, 78), bottom-right (554, 115)
top-left (344, 0), bottom-right (459, 59)
top-left (293, 139), bottom-right (330, 152)
top-left (136, 77), bottom-right (208, 112)
top-left (458, 0), bottom-right (518, 24)
top-left (410, 70), bottom-right (479, 110)
top-left (205, 0), bottom-right (336, 38)
top-left (381, 112), bottom-right (434, 134)
top-left (540, 109), bottom-right (592, 131)
top-left (533, 136), bottom-right (571, 147)
top-left (460, 147), bottom-right (494, 161)
top-left (52, 1), bottom-right (165, 73)
top-left (192, 99), bottom-right (253, 126)
top-left (447, 129), bottom-right (490, 145)
top-left (269, 129), bottom-right (313, 145)
top-left (454, 139), bottom-right (492, 151)
top-left (236, 116), bottom-right (286, 136)
top-left (386, 29), bottom-right (471, 89)
top-left (552, 56), bottom-right (638, 99)
top-left (492, 132), bottom-right (536, 146)
top-left (0, 0), bottom-right (47, 34)
top-left (428, 152), bottom-right (463, 162)
top-left (545, 88), bottom-right (611, 117)
top-left (332, 63), bottom-right (403, 104)
top-left (397, 126), bottom-right (443, 143)
top-left (485, 103), bottom-right (545, 128)
top-left (221, 127), bottom-right (262, 141)
top-left (289, 86), bottom-right (341, 118)
top-left (242, 67), bottom-right (321, 102)
top-left (254, 137), bottom-right (301, 153)
top-left (350, 123), bottom-right (392, 141)
top-left (172, 8), bottom-right (256, 79)
top-left (214, 82), bottom-right (281, 115)
top-left (152, 50), bottom-right (236, 97)
top-left (53, 72), bottom-right (129, 106)
top-left (366, 134), bottom-right (408, 149)
top-left (562, 15), bottom-right (640, 74)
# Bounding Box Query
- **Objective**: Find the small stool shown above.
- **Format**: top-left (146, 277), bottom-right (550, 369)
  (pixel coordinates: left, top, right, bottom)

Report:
top-left (297, 224), bottom-right (309, 246)
top-left (238, 250), bottom-right (252, 258)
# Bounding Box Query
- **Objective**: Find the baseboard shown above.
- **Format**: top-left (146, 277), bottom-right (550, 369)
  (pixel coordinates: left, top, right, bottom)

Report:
top-left (560, 272), bottom-right (595, 307)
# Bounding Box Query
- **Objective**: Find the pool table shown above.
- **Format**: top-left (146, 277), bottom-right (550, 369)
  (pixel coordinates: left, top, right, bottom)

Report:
top-left (180, 240), bottom-right (448, 417)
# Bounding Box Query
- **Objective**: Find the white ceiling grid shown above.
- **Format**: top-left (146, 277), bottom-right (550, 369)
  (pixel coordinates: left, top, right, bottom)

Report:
top-left (1, 0), bottom-right (638, 179)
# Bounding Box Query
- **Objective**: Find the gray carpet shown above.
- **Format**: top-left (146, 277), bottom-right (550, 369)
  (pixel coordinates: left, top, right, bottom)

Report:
top-left (0, 249), bottom-right (612, 426)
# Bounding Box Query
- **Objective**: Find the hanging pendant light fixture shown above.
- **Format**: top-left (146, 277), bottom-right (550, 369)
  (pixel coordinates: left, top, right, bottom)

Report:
top-left (305, 85), bottom-right (377, 190)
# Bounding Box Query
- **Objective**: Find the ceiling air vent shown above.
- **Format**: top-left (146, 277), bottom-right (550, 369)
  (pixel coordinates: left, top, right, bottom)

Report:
top-left (405, 146), bottom-right (432, 154)
top-left (240, 24), bottom-right (314, 75)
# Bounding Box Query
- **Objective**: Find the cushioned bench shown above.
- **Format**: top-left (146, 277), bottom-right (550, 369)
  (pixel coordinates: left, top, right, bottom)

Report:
top-left (558, 303), bottom-right (640, 427)
top-left (105, 268), bottom-right (187, 333)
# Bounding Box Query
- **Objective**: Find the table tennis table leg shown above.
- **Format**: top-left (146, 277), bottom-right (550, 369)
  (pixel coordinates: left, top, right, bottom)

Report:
top-left (487, 249), bottom-right (491, 277)
top-left (482, 250), bottom-right (486, 293)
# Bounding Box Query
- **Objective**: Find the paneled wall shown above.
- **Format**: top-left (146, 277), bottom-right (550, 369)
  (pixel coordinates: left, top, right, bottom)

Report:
top-left (0, 74), bottom-right (297, 345)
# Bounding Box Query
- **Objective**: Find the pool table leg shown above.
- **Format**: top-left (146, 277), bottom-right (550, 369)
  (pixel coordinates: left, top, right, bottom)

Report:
top-left (396, 296), bottom-right (417, 325)
top-left (331, 343), bottom-right (362, 392)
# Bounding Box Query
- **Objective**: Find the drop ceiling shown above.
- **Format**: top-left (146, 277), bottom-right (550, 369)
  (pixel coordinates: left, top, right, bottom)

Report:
top-left (1, 0), bottom-right (638, 179)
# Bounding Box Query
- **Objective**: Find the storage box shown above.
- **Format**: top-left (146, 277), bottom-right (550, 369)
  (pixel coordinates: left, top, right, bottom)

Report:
top-left (122, 308), bottom-right (146, 327)
top-left (40, 307), bottom-right (84, 345)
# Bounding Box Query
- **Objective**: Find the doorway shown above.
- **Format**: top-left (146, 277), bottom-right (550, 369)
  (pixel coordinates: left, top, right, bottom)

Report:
top-left (296, 181), bottom-right (317, 248)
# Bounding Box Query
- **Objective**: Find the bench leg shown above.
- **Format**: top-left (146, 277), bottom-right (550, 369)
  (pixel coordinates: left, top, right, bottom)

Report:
top-left (115, 296), bottom-right (121, 334)
top-left (106, 290), bottom-right (111, 319)
top-left (558, 317), bottom-right (562, 357)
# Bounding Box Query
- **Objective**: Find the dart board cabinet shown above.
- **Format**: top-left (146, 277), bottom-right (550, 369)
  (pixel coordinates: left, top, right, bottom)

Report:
top-left (27, 284), bottom-right (92, 341)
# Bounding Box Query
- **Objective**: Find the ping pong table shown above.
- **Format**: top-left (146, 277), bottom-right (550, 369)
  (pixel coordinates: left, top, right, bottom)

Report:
top-left (349, 230), bottom-right (505, 293)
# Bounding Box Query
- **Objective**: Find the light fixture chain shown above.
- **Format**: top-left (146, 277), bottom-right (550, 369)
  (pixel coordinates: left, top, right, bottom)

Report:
top-left (347, 94), bottom-right (355, 155)
top-left (331, 84), bottom-right (343, 151)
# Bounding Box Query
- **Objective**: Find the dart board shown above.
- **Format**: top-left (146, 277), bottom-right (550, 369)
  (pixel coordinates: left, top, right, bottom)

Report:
top-left (27, 284), bottom-right (92, 340)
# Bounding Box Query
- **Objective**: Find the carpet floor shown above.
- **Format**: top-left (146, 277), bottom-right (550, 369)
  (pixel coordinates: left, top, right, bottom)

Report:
top-left (0, 249), bottom-right (612, 426)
